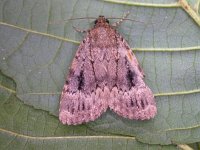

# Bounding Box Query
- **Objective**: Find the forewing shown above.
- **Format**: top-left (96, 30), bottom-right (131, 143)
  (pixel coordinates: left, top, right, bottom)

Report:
top-left (59, 36), bottom-right (108, 125)
top-left (109, 35), bottom-right (157, 120)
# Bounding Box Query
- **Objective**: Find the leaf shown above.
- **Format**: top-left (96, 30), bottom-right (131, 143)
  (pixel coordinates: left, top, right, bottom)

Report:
top-left (0, 71), bottom-right (179, 149)
top-left (0, 0), bottom-right (200, 145)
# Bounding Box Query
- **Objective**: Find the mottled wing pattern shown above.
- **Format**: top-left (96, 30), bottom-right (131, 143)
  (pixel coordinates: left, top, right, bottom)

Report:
top-left (109, 34), bottom-right (157, 120)
top-left (59, 16), bottom-right (157, 125)
top-left (59, 36), bottom-right (108, 125)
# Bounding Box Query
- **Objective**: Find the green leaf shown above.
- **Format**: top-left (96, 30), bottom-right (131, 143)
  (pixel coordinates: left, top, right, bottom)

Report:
top-left (0, 0), bottom-right (200, 146)
top-left (0, 71), bottom-right (178, 149)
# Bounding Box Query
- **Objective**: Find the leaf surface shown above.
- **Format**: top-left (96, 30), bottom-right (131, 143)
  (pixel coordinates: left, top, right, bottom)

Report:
top-left (0, 71), bottom-right (178, 149)
top-left (0, 0), bottom-right (200, 145)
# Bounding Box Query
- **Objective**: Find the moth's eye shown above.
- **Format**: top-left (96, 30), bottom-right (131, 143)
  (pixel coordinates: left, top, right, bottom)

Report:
top-left (94, 19), bottom-right (98, 24)
top-left (106, 19), bottom-right (109, 23)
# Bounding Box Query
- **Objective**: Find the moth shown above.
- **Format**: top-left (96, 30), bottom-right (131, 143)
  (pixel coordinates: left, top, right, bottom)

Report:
top-left (59, 14), bottom-right (157, 125)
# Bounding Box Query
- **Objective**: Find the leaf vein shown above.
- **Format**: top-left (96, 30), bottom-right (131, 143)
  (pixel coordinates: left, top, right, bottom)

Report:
top-left (0, 128), bottom-right (136, 140)
top-left (1, 22), bottom-right (200, 52)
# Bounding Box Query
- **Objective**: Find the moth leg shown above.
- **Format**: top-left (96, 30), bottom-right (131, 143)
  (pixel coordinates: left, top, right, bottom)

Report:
top-left (73, 26), bottom-right (87, 33)
top-left (112, 11), bottom-right (130, 27)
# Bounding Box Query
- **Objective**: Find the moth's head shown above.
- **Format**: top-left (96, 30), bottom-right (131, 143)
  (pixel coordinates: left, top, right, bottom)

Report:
top-left (94, 16), bottom-right (109, 26)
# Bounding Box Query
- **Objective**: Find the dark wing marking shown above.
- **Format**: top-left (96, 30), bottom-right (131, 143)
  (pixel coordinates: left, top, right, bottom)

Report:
top-left (109, 35), bottom-right (157, 120)
top-left (59, 36), bottom-right (108, 125)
